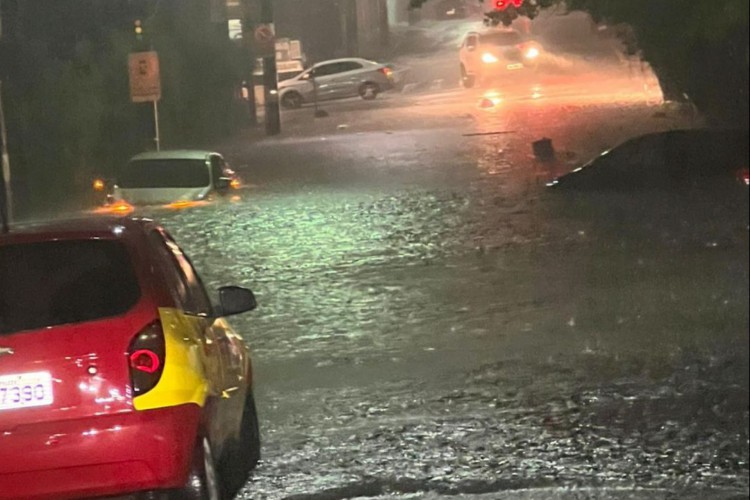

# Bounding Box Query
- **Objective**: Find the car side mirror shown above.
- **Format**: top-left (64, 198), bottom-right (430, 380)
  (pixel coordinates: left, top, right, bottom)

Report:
top-left (215, 177), bottom-right (231, 190)
top-left (218, 286), bottom-right (257, 316)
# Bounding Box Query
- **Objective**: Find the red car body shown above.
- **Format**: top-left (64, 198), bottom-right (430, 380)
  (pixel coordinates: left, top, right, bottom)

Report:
top-left (0, 217), bottom-right (259, 499)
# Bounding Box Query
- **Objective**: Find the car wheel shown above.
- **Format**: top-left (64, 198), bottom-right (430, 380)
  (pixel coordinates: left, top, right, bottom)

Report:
top-left (240, 392), bottom-right (261, 469)
top-left (281, 92), bottom-right (303, 109)
top-left (359, 82), bottom-right (380, 100)
top-left (220, 391), bottom-right (261, 498)
top-left (172, 438), bottom-right (222, 500)
top-left (461, 66), bottom-right (475, 89)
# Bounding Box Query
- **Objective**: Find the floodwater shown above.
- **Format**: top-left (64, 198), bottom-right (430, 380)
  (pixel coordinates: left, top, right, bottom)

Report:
top-left (3, 10), bottom-right (746, 500)
top-left (141, 83), bottom-right (748, 499)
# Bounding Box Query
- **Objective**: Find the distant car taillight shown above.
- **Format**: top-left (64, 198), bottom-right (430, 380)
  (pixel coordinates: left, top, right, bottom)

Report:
top-left (127, 321), bottom-right (165, 397)
top-left (380, 67), bottom-right (394, 78)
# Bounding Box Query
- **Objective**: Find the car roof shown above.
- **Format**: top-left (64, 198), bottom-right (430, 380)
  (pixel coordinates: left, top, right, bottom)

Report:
top-left (0, 216), bottom-right (154, 246)
top-left (466, 29), bottom-right (521, 37)
top-left (129, 150), bottom-right (219, 162)
top-left (313, 57), bottom-right (377, 67)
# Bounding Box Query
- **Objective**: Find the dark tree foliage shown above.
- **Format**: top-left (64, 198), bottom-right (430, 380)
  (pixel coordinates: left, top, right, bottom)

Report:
top-left (409, 0), bottom-right (749, 128)
top-left (0, 0), bottom-right (245, 218)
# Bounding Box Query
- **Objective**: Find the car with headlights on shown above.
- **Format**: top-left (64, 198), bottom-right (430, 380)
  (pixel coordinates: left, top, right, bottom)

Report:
top-left (459, 29), bottom-right (543, 88)
top-left (100, 150), bottom-right (241, 207)
top-left (278, 57), bottom-right (395, 109)
top-left (0, 216), bottom-right (260, 500)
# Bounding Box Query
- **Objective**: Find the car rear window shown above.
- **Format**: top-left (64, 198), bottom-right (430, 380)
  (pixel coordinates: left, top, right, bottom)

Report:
top-left (0, 240), bottom-right (140, 335)
top-left (118, 159), bottom-right (211, 189)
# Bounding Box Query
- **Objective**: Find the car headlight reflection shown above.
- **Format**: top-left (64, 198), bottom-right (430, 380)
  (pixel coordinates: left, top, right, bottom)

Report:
top-left (525, 47), bottom-right (540, 59)
top-left (482, 52), bottom-right (499, 64)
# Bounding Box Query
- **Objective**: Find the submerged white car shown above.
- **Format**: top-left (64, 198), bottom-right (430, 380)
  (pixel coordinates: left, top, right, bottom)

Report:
top-left (112, 150), bottom-right (239, 205)
top-left (278, 57), bottom-right (395, 109)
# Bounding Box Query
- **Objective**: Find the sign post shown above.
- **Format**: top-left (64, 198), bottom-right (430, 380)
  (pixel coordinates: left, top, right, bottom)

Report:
top-left (257, 0), bottom-right (281, 136)
top-left (128, 51), bottom-right (162, 150)
top-left (253, 24), bottom-right (275, 57)
top-left (0, 80), bottom-right (12, 229)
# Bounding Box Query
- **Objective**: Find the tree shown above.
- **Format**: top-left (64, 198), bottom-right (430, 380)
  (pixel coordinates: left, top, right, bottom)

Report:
top-left (0, 0), bottom-right (247, 218)
top-left (409, 0), bottom-right (749, 127)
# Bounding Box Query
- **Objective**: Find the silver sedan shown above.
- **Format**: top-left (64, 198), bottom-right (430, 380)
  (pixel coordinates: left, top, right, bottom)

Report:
top-left (278, 57), bottom-right (395, 109)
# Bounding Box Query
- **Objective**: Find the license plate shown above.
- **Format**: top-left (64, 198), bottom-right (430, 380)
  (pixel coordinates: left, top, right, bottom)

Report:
top-left (507, 63), bottom-right (523, 70)
top-left (0, 372), bottom-right (54, 411)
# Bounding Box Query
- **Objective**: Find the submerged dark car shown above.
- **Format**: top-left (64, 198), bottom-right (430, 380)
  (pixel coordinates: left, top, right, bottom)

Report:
top-left (547, 129), bottom-right (749, 191)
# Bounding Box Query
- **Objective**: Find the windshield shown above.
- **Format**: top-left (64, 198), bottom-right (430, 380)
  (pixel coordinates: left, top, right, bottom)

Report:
top-left (118, 159), bottom-right (210, 189)
top-left (481, 31), bottom-right (523, 46)
top-left (0, 240), bottom-right (140, 335)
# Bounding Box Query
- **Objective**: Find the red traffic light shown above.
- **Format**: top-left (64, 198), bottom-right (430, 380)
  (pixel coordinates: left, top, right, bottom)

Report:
top-left (494, 0), bottom-right (523, 10)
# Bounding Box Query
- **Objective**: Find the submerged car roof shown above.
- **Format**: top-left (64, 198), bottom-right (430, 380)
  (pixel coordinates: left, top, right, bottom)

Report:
top-left (129, 150), bottom-right (219, 162)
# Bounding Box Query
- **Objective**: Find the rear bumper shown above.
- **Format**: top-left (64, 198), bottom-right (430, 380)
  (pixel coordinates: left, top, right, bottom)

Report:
top-left (0, 404), bottom-right (201, 500)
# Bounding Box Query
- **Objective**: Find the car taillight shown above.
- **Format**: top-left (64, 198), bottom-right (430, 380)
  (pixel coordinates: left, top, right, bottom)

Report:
top-left (127, 321), bottom-right (165, 397)
top-left (380, 67), bottom-right (394, 78)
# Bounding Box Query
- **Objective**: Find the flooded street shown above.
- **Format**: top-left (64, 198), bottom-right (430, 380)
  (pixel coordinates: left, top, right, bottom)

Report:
top-left (142, 78), bottom-right (748, 499)
top-left (2, 4), bottom-right (748, 500)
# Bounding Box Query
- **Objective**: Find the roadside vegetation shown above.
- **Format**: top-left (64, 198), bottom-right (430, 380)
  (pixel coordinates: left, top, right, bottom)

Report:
top-left (411, 0), bottom-right (749, 129)
top-left (0, 0), bottom-right (248, 217)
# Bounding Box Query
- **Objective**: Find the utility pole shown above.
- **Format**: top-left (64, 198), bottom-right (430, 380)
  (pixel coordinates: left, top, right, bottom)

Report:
top-left (260, 0), bottom-right (280, 135)
top-left (242, 55), bottom-right (258, 127)
top-left (240, 0), bottom-right (258, 126)
top-left (0, 80), bottom-right (12, 229)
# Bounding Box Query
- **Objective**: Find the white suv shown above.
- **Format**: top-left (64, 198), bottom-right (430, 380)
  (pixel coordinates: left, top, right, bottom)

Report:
top-left (459, 29), bottom-right (542, 88)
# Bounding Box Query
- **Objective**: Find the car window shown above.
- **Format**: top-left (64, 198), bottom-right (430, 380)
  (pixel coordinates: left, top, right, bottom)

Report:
top-left (313, 63), bottom-right (341, 77)
top-left (161, 231), bottom-right (213, 316)
top-left (0, 240), bottom-right (140, 335)
top-left (481, 31), bottom-right (523, 46)
top-left (465, 35), bottom-right (478, 49)
top-left (147, 230), bottom-right (190, 309)
top-left (118, 159), bottom-right (211, 189)
top-left (337, 61), bottom-right (363, 72)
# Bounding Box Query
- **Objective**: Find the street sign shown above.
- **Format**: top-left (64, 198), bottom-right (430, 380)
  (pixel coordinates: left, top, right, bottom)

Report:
top-left (128, 51), bottom-right (161, 103)
top-left (289, 40), bottom-right (302, 60)
top-left (253, 23), bottom-right (275, 56)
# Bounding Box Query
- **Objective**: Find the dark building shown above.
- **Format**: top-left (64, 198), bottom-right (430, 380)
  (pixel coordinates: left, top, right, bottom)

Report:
top-left (274, 0), bottom-right (389, 64)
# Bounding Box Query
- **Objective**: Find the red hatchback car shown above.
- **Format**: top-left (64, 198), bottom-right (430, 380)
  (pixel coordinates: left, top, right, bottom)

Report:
top-left (0, 217), bottom-right (260, 500)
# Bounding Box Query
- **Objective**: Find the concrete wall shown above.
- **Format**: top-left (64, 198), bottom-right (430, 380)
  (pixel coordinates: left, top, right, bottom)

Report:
top-left (354, 0), bottom-right (389, 59)
top-left (274, 0), bottom-right (344, 63)
top-left (387, 0), bottom-right (411, 25)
